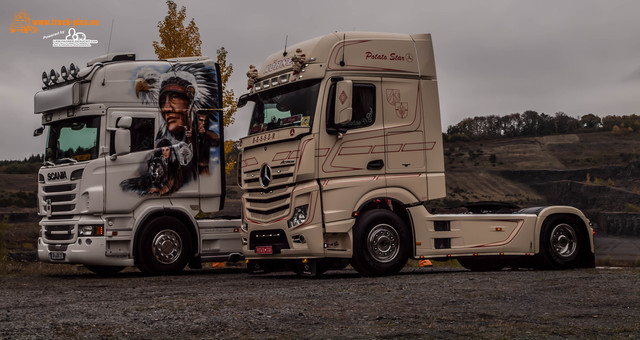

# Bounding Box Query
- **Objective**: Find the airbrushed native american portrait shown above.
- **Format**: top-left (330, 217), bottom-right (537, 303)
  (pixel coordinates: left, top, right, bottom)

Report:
top-left (120, 62), bottom-right (221, 196)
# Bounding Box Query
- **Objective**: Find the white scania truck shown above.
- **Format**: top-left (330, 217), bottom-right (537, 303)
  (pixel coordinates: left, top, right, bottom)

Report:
top-left (35, 53), bottom-right (242, 275)
top-left (237, 32), bottom-right (595, 276)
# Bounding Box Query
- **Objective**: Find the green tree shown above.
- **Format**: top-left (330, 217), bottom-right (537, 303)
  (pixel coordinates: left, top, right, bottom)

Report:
top-left (152, 1), bottom-right (202, 59)
top-left (580, 113), bottom-right (602, 129)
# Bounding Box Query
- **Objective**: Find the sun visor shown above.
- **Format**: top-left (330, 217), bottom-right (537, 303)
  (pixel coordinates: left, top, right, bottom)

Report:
top-left (34, 82), bottom-right (80, 113)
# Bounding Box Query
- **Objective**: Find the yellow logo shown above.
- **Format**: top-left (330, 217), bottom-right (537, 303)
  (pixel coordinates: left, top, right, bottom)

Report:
top-left (10, 10), bottom-right (38, 33)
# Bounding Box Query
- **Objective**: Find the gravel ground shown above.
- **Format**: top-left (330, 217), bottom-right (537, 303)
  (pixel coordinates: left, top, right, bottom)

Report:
top-left (1, 265), bottom-right (639, 339)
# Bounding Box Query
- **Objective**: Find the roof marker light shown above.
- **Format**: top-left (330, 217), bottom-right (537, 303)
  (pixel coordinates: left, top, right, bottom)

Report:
top-left (69, 63), bottom-right (78, 78)
top-left (60, 66), bottom-right (68, 80)
top-left (49, 69), bottom-right (58, 84)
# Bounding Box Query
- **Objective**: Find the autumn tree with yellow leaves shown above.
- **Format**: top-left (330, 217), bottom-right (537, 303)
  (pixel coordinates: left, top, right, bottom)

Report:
top-left (216, 47), bottom-right (239, 174)
top-left (153, 1), bottom-right (238, 174)
top-left (152, 1), bottom-right (202, 59)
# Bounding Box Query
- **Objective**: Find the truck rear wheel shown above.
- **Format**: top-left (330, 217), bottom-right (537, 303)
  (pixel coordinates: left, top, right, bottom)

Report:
top-left (539, 215), bottom-right (582, 269)
top-left (350, 210), bottom-right (410, 277)
top-left (136, 216), bottom-right (192, 275)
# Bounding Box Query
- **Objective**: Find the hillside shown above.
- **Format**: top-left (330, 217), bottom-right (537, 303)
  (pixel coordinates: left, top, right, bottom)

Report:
top-left (2, 131), bottom-right (639, 233)
top-left (437, 131), bottom-right (640, 235)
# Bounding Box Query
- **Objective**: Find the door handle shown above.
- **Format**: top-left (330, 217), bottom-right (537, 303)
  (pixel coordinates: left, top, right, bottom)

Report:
top-left (367, 159), bottom-right (384, 170)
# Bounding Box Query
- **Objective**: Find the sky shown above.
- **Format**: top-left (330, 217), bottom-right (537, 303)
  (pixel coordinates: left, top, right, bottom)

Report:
top-left (1, 0), bottom-right (639, 160)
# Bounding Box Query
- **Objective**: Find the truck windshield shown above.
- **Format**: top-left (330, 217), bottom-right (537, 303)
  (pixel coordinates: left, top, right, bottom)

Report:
top-left (45, 116), bottom-right (100, 164)
top-left (247, 80), bottom-right (321, 135)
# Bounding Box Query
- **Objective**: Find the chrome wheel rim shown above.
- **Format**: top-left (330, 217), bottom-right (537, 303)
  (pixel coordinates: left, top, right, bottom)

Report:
top-left (550, 223), bottom-right (577, 258)
top-left (152, 229), bottom-right (183, 264)
top-left (367, 224), bottom-right (399, 263)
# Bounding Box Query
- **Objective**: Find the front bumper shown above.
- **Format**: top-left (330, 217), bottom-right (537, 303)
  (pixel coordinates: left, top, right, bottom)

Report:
top-left (37, 215), bottom-right (133, 267)
top-left (38, 236), bottom-right (133, 266)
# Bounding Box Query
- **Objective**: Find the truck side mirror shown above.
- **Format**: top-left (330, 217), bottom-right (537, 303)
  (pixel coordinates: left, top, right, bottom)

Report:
top-left (33, 126), bottom-right (44, 137)
top-left (113, 116), bottom-right (131, 157)
top-left (334, 80), bottom-right (353, 126)
top-left (237, 94), bottom-right (249, 108)
top-left (117, 116), bottom-right (132, 129)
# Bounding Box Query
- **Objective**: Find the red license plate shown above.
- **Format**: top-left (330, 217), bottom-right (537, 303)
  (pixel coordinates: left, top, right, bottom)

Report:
top-left (255, 246), bottom-right (273, 255)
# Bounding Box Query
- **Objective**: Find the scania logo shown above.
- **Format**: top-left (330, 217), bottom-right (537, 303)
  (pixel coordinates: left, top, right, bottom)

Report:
top-left (259, 164), bottom-right (272, 188)
top-left (47, 171), bottom-right (67, 181)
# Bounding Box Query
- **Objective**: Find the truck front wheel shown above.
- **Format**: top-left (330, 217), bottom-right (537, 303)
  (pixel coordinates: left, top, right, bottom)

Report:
top-left (539, 215), bottom-right (582, 269)
top-left (136, 216), bottom-right (192, 274)
top-left (350, 210), bottom-right (410, 277)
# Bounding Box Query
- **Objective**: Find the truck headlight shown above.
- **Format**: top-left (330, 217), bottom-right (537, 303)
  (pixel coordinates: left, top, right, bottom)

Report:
top-left (78, 225), bottom-right (104, 236)
top-left (288, 205), bottom-right (308, 229)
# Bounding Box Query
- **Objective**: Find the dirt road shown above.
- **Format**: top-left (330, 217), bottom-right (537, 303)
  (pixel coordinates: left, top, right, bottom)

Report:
top-left (1, 265), bottom-right (638, 339)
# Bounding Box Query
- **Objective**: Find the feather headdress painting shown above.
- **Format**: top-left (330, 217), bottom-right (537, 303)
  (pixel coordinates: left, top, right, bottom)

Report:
top-left (134, 62), bottom-right (219, 110)
top-left (122, 61), bottom-right (221, 197)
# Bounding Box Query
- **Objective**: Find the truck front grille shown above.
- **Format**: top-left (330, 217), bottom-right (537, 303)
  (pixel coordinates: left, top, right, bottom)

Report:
top-left (39, 178), bottom-right (79, 215)
top-left (44, 194), bottom-right (76, 203)
top-left (51, 204), bottom-right (76, 213)
top-left (242, 164), bottom-right (295, 222)
top-left (244, 186), bottom-right (292, 222)
top-left (44, 225), bottom-right (74, 241)
top-left (43, 184), bottom-right (76, 193)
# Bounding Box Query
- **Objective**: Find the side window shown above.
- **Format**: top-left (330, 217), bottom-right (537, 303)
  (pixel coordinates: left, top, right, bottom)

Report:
top-left (327, 83), bottom-right (376, 130)
top-left (130, 118), bottom-right (155, 152)
top-left (110, 117), bottom-right (154, 155)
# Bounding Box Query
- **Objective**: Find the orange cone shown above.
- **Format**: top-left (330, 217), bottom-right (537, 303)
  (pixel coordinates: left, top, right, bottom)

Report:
top-left (419, 259), bottom-right (433, 267)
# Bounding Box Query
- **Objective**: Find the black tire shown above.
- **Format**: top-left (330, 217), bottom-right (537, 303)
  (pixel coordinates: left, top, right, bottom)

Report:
top-left (135, 216), bottom-right (192, 275)
top-left (329, 259), bottom-right (351, 271)
top-left (538, 215), bottom-right (582, 270)
top-left (457, 257), bottom-right (505, 271)
top-left (350, 209), bottom-right (410, 277)
top-left (84, 265), bottom-right (125, 276)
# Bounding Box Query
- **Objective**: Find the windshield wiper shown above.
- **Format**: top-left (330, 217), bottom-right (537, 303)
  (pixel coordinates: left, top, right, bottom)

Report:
top-left (43, 161), bottom-right (55, 167)
top-left (57, 158), bottom-right (78, 164)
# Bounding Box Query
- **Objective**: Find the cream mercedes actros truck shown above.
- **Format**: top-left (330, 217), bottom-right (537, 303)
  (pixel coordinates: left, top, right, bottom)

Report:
top-left (237, 32), bottom-right (595, 276)
top-left (34, 53), bottom-right (242, 275)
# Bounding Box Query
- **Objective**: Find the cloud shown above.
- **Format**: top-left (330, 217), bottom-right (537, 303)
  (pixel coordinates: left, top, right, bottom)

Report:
top-left (2, 0), bottom-right (640, 159)
top-left (624, 66), bottom-right (640, 82)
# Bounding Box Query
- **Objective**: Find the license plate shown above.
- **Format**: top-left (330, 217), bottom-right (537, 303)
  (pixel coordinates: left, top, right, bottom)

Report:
top-left (255, 246), bottom-right (273, 255)
top-left (49, 252), bottom-right (65, 260)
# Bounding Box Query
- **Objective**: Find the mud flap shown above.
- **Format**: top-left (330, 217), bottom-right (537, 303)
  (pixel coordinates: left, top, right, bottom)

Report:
top-left (247, 260), bottom-right (271, 274)
top-left (295, 259), bottom-right (318, 277)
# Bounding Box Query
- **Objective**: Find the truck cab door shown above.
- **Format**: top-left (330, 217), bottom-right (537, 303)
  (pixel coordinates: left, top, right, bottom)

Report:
top-left (194, 109), bottom-right (224, 213)
top-left (104, 108), bottom-right (157, 212)
top-left (382, 77), bottom-right (429, 201)
top-left (318, 77), bottom-right (384, 223)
